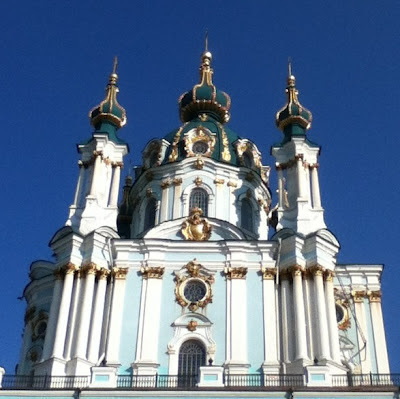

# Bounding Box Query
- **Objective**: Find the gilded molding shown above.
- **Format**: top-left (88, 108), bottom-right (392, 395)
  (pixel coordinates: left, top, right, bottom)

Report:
top-left (261, 267), bottom-right (277, 280)
top-left (224, 266), bottom-right (248, 280)
top-left (81, 262), bottom-right (98, 276)
top-left (220, 126), bottom-right (231, 162)
top-left (184, 126), bottom-right (216, 158)
top-left (112, 267), bottom-right (129, 280)
top-left (193, 157), bottom-right (204, 170)
top-left (214, 178), bottom-right (225, 185)
top-left (173, 177), bottom-right (183, 186)
top-left (168, 126), bottom-right (184, 162)
top-left (194, 177), bottom-right (203, 186)
top-left (351, 290), bottom-right (366, 303)
top-left (309, 265), bottom-right (325, 277)
top-left (181, 207), bottom-right (211, 241)
top-left (140, 266), bottom-right (165, 279)
top-left (236, 139), bottom-right (262, 168)
top-left (187, 320), bottom-right (198, 331)
top-left (160, 179), bottom-right (171, 189)
top-left (368, 290), bottom-right (382, 302)
top-left (174, 260), bottom-right (214, 311)
top-left (97, 268), bottom-right (110, 280)
top-left (336, 299), bottom-right (351, 330)
top-left (288, 264), bottom-right (305, 277)
top-left (324, 270), bottom-right (335, 282)
top-left (227, 180), bottom-right (237, 188)
top-left (63, 262), bottom-right (77, 275)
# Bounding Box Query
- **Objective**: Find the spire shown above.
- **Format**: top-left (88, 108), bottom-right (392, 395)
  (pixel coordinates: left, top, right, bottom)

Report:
top-left (89, 57), bottom-right (127, 137)
top-left (179, 36), bottom-right (231, 124)
top-left (275, 61), bottom-right (312, 141)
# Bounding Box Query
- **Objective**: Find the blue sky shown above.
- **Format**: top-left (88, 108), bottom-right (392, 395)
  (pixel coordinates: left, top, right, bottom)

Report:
top-left (1, 0), bottom-right (400, 374)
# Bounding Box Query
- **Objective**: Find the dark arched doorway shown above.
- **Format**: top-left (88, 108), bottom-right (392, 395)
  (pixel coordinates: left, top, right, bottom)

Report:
top-left (178, 339), bottom-right (206, 387)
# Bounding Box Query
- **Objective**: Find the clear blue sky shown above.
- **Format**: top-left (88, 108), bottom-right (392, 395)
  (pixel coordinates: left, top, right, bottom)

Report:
top-left (1, 0), bottom-right (400, 374)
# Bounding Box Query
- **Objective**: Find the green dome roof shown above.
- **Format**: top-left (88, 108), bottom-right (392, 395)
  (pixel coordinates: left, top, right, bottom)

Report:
top-left (89, 58), bottom-right (127, 140)
top-left (276, 69), bottom-right (312, 141)
top-left (179, 51), bottom-right (231, 124)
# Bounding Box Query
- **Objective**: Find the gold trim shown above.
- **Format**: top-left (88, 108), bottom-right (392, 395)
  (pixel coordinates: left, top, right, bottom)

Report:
top-left (351, 290), bottom-right (366, 303)
top-left (168, 126), bottom-right (185, 162)
top-left (368, 290), bottom-right (382, 302)
top-left (81, 262), bottom-right (98, 276)
top-left (309, 265), bottom-right (325, 277)
top-left (288, 264), bottom-right (305, 277)
top-left (160, 179), bottom-right (171, 189)
top-left (97, 268), bottom-right (110, 280)
top-left (220, 125), bottom-right (231, 162)
top-left (184, 126), bottom-right (216, 158)
top-left (173, 178), bottom-right (183, 186)
top-left (140, 266), bottom-right (165, 279)
top-left (193, 157), bottom-right (205, 170)
top-left (224, 266), bottom-right (248, 279)
top-left (214, 178), bottom-right (225, 185)
top-left (194, 177), bottom-right (203, 186)
top-left (112, 267), bottom-right (129, 280)
top-left (227, 180), bottom-right (237, 188)
top-left (181, 207), bottom-right (211, 241)
top-left (261, 267), bottom-right (276, 280)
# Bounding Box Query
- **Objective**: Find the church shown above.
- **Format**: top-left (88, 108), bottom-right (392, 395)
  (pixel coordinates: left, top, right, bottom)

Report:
top-left (0, 44), bottom-right (396, 398)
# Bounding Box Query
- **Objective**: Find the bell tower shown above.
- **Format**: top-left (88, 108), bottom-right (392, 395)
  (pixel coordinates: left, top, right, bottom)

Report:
top-left (272, 63), bottom-right (325, 235)
top-left (67, 58), bottom-right (129, 235)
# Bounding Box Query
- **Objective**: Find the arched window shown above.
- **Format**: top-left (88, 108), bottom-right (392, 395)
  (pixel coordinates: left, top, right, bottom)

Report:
top-left (242, 151), bottom-right (253, 168)
top-left (144, 198), bottom-right (157, 231)
top-left (178, 340), bottom-right (206, 387)
top-left (189, 188), bottom-right (208, 216)
top-left (241, 198), bottom-right (254, 233)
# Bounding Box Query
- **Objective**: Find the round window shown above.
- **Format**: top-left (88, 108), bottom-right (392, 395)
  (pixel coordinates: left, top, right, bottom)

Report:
top-left (192, 141), bottom-right (209, 155)
top-left (183, 279), bottom-right (207, 302)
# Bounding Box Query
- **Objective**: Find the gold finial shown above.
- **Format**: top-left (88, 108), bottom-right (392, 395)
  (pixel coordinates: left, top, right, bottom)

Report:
top-left (113, 56), bottom-right (118, 75)
top-left (109, 56), bottom-right (118, 85)
top-left (205, 30), bottom-right (208, 52)
top-left (202, 31), bottom-right (212, 64)
top-left (287, 57), bottom-right (295, 87)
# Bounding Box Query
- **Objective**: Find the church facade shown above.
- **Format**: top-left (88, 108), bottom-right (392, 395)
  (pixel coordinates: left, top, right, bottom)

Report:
top-left (0, 47), bottom-right (396, 398)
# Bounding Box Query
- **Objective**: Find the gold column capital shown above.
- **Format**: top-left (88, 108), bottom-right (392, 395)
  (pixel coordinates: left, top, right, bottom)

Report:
top-left (288, 264), bottom-right (305, 277)
top-left (81, 262), bottom-right (98, 276)
top-left (324, 270), bottom-right (335, 282)
top-left (140, 266), bottom-right (165, 279)
top-left (112, 267), bottom-right (129, 280)
top-left (173, 177), bottom-right (183, 186)
top-left (224, 266), bottom-right (247, 280)
top-left (97, 268), bottom-right (110, 280)
top-left (261, 267), bottom-right (277, 280)
top-left (214, 178), bottom-right (225, 185)
top-left (308, 265), bottom-right (325, 278)
top-left (351, 290), bottom-right (366, 303)
top-left (368, 290), bottom-right (382, 302)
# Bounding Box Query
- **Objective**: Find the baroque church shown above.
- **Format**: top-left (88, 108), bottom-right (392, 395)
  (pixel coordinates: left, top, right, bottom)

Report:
top-left (0, 44), bottom-right (396, 398)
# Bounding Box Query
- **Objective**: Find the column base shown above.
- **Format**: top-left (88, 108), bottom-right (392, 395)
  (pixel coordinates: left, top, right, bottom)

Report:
top-left (66, 357), bottom-right (93, 376)
top-left (224, 361), bottom-right (250, 374)
top-left (34, 357), bottom-right (66, 376)
top-left (131, 361), bottom-right (159, 375)
top-left (262, 361), bottom-right (281, 374)
top-left (285, 358), bottom-right (311, 374)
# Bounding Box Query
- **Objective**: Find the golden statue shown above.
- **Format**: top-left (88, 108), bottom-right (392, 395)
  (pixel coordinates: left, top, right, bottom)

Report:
top-left (181, 207), bottom-right (211, 241)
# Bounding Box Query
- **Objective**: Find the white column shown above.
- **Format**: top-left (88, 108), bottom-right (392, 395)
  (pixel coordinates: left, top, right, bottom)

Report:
top-left (109, 164), bottom-right (121, 207)
top-left (134, 267), bottom-right (164, 372)
top-left (99, 277), bottom-right (113, 358)
top-left (73, 163), bottom-right (85, 207)
top-left (368, 291), bottom-right (390, 373)
top-left (87, 269), bottom-right (109, 364)
top-left (352, 291), bottom-right (371, 373)
top-left (64, 271), bottom-right (83, 360)
top-left (51, 263), bottom-right (76, 359)
top-left (214, 179), bottom-right (225, 219)
top-left (296, 156), bottom-right (305, 198)
top-left (41, 271), bottom-right (64, 360)
top-left (225, 267), bottom-right (248, 371)
top-left (73, 263), bottom-right (97, 360)
top-left (160, 181), bottom-right (170, 222)
top-left (262, 268), bottom-right (279, 370)
top-left (105, 268), bottom-right (129, 365)
top-left (280, 273), bottom-right (292, 363)
top-left (277, 167), bottom-right (284, 208)
top-left (312, 266), bottom-right (330, 361)
top-left (172, 178), bottom-right (183, 218)
top-left (90, 153), bottom-right (102, 196)
top-left (291, 266), bottom-right (308, 360)
top-left (324, 271), bottom-right (341, 363)
top-left (311, 166), bottom-right (321, 208)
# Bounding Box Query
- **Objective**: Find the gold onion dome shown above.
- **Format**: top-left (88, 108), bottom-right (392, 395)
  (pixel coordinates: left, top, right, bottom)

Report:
top-left (276, 63), bottom-right (312, 139)
top-left (89, 57), bottom-right (127, 132)
top-left (179, 48), bottom-right (231, 124)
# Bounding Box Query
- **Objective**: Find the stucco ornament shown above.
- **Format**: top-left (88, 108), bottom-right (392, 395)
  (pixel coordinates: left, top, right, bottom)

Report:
top-left (181, 207), bottom-right (211, 241)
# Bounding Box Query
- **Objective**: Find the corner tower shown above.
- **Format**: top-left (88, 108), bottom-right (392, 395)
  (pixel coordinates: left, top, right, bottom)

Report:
top-left (67, 58), bottom-right (129, 235)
